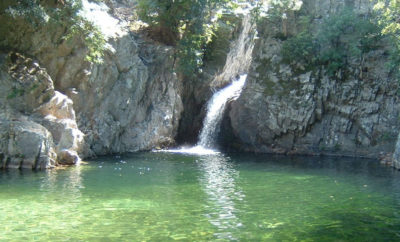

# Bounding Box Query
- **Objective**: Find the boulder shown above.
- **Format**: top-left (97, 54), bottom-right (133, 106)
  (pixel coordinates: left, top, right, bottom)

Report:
top-left (0, 53), bottom-right (85, 168)
top-left (36, 91), bottom-right (85, 159)
top-left (57, 149), bottom-right (81, 165)
top-left (0, 115), bottom-right (57, 169)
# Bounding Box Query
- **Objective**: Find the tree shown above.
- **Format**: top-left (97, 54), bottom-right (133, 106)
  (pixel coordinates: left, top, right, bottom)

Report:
top-left (137, 0), bottom-right (235, 76)
top-left (374, 0), bottom-right (400, 75)
top-left (3, 0), bottom-right (106, 63)
top-left (281, 8), bottom-right (381, 76)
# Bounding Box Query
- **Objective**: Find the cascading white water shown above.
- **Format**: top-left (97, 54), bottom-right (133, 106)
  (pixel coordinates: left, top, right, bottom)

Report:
top-left (156, 12), bottom-right (255, 155)
top-left (198, 74), bottom-right (247, 148)
top-left (162, 75), bottom-right (247, 155)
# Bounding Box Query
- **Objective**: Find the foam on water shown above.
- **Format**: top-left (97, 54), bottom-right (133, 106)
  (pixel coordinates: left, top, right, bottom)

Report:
top-left (156, 146), bottom-right (220, 155)
top-left (157, 74), bottom-right (247, 155)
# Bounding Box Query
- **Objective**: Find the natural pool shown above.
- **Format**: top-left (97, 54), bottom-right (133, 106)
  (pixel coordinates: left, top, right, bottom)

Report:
top-left (1, 152), bottom-right (399, 241)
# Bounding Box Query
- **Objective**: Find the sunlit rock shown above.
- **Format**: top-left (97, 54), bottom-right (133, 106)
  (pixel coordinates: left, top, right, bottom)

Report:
top-left (393, 134), bottom-right (400, 170)
top-left (0, 53), bottom-right (84, 168)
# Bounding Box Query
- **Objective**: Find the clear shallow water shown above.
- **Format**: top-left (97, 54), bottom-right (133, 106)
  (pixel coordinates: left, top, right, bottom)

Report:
top-left (1, 153), bottom-right (400, 241)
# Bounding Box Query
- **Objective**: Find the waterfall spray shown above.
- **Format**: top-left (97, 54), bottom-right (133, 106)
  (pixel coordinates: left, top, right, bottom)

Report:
top-left (157, 13), bottom-right (255, 155)
top-left (163, 75), bottom-right (247, 155)
top-left (197, 74), bottom-right (247, 148)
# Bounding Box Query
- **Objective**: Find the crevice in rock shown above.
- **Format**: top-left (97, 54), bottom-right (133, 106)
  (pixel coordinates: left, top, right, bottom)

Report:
top-left (34, 142), bottom-right (43, 170)
top-left (0, 153), bottom-right (4, 169)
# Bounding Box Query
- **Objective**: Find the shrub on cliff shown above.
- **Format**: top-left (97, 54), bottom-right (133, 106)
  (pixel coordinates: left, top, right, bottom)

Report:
top-left (137, 0), bottom-right (237, 77)
top-left (374, 0), bottom-right (400, 77)
top-left (317, 8), bottom-right (381, 75)
top-left (2, 0), bottom-right (106, 64)
top-left (281, 8), bottom-right (381, 76)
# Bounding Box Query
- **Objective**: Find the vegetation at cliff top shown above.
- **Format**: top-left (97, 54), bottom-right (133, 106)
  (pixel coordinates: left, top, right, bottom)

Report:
top-left (3, 0), bottom-right (400, 78)
top-left (137, 0), bottom-right (242, 77)
top-left (3, 0), bottom-right (106, 64)
top-left (374, 0), bottom-right (400, 77)
top-left (281, 8), bottom-right (381, 76)
top-left (279, 1), bottom-right (400, 78)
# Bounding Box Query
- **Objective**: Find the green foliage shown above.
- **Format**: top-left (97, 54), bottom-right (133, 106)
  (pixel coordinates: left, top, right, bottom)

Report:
top-left (281, 31), bottom-right (315, 65)
top-left (4, 0), bottom-right (106, 64)
top-left (137, 0), bottom-right (235, 77)
top-left (177, 32), bottom-right (210, 75)
top-left (281, 8), bottom-right (381, 76)
top-left (281, 16), bottom-right (316, 67)
top-left (267, 0), bottom-right (302, 22)
top-left (374, 0), bottom-right (400, 38)
top-left (374, 0), bottom-right (400, 76)
top-left (7, 87), bottom-right (25, 99)
top-left (4, 0), bottom-right (48, 27)
top-left (62, 13), bottom-right (107, 64)
top-left (317, 8), bottom-right (381, 75)
top-left (202, 14), bottom-right (241, 70)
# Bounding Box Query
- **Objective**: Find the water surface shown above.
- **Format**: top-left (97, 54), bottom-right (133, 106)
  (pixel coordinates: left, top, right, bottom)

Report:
top-left (1, 153), bottom-right (399, 241)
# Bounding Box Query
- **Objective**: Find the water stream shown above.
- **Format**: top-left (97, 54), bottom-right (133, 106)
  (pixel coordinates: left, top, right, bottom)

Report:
top-left (198, 74), bottom-right (247, 148)
top-left (164, 74), bottom-right (247, 155)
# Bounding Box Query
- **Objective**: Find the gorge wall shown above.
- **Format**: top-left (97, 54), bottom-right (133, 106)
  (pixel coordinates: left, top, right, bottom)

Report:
top-left (228, 0), bottom-right (400, 162)
top-left (0, 0), bottom-right (183, 168)
top-left (176, 12), bottom-right (255, 145)
top-left (0, 0), bottom-right (399, 169)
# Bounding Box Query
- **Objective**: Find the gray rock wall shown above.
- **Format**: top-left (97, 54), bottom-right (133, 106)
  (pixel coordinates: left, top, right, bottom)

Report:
top-left (394, 134), bottom-right (400, 169)
top-left (0, 0), bottom-right (184, 162)
top-left (0, 53), bottom-right (83, 168)
top-left (73, 35), bottom-right (183, 154)
top-left (228, 0), bottom-right (400, 159)
top-left (45, 3), bottom-right (184, 155)
top-left (1, 0), bottom-right (398, 169)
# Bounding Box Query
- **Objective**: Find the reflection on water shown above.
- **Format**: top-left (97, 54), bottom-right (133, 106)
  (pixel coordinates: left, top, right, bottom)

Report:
top-left (40, 166), bottom-right (84, 201)
top-left (156, 145), bottom-right (220, 155)
top-left (198, 154), bottom-right (245, 240)
top-left (1, 153), bottom-right (399, 241)
top-left (0, 165), bottom-right (86, 239)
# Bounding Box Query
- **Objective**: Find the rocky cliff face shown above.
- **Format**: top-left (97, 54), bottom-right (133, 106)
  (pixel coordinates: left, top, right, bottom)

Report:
top-left (73, 36), bottom-right (183, 154)
top-left (177, 13), bottom-right (256, 145)
top-left (228, 0), bottom-right (400, 160)
top-left (1, 0), bottom-right (399, 169)
top-left (0, 53), bottom-right (83, 168)
top-left (394, 135), bottom-right (400, 169)
top-left (0, 0), bottom-right (183, 167)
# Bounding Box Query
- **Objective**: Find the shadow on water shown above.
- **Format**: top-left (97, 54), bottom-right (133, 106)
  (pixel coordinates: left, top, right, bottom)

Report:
top-left (288, 211), bottom-right (400, 241)
top-left (228, 153), bottom-right (400, 177)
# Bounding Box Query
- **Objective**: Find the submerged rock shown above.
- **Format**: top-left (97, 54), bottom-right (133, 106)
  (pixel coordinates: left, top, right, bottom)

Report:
top-left (57, 149), bottom-right (81, 165)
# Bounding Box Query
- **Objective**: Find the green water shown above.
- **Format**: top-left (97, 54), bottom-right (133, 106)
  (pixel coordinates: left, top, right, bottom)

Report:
top-left (1, 152), bottom-right (399, 241)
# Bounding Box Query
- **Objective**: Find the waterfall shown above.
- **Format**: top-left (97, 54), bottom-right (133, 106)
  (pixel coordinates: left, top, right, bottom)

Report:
top-left (213, 13), bottom-right (255, 84)
top-left (198, 74), bottom-right (247, 148)
top-left (157, 13), bottom-right (255, 155)
top-left (161, 75), bottom-right (247, 155)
